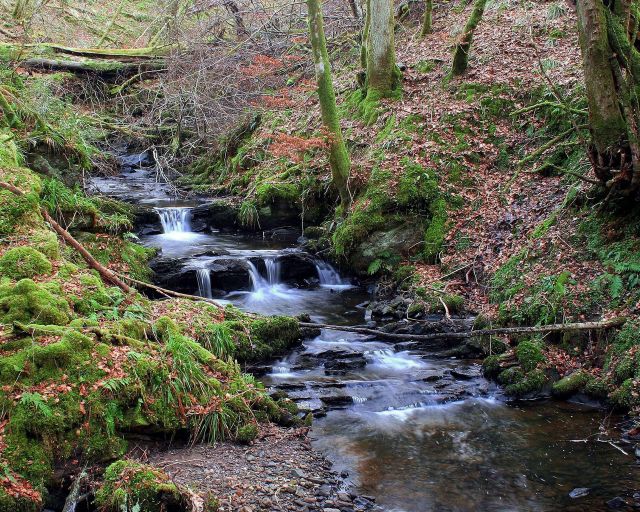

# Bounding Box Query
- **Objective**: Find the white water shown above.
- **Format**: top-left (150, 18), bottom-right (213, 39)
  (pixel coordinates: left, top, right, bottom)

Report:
top-left (315, 260), bottom-right (350, 287)
top-left (196, 268), bottom-right (212, 299)
top-left (264, 258), bottom-right (281, 285)
top-left (156, 207), bottom-right (192, 234)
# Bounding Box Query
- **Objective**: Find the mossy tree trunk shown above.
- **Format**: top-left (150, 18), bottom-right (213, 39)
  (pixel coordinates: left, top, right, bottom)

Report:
top-left (364, 0), bottom-right (401, 98)
top-left (0, 89), bottom-right (21, 128)
top-left (577, 0), bottom-right (640, 196)
top-left (451, 0), bottom-right (487, 76)
top-left (306, 0), bottom-right (351, 207)
top-left (420, 0), bottom-right (433, 37)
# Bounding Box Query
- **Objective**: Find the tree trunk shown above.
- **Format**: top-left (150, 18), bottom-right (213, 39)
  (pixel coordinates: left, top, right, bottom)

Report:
top-left (576, 0), bottom-right (640, 196)
top-left (306, 0), bottom-right (351, 207)
top-left (365, 0), bottom-right (401, 97)
top-left (420, 0), bottom-right (433, 37)
top-left (451, 0), bottom-right (487, 76)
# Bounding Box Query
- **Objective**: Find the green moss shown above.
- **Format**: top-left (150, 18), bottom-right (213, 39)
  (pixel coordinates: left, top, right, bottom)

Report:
top-left (0, 247), bottom-right (52, 280)
top-left (95, 460), bottom-right (184, 512)
top-left (69, 273), bottom-right (124, 316)
top-left (236, 423), bottom-right (258, 443)
top-left (255, 182), bottom-right (299, 205)
top-left (482, 355), bottom-right (503, 378)
top-left (424, 198), bottom-right (448, 262)
top-left (0, 279), bottom-right (71, 326)
top-left (31, 230), bottom-right (60, 260)
top-left (552, 370), bottom-right (589, 398)
top-left (609, 379), bottom-right (639, 409)
top-left (0, 167), bottom-right (42, 236)
top-left (515, 339), bottom-right (545, 371)
top-left (503, 368), bottom-right (548, 397)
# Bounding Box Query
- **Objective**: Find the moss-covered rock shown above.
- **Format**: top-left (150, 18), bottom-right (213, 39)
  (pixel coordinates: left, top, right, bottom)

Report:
top-left (552, 370), bottom-right (589, 398)
top-left (0, 247), bottom-right (52, 280)
top-left (515, 339), bottom-right (544, 372)
top-left (95, 460), bottom-right (186, 512)
top-left (503, 368), bottom-right (548, 398)
top-left (0, 279), bottom-right (70, 326)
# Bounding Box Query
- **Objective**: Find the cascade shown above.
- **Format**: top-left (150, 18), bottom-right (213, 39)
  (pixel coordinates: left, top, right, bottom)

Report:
top-left (264, 258), bottom-right (281, 285)
top-left (196, 268), bottom-right (212, 298)
top-left (315, 260), bottom-right (347, 286)
top-left (247, 258), bottom-right (282, 291)
top-left (156, 207), bottom-right (192, 234)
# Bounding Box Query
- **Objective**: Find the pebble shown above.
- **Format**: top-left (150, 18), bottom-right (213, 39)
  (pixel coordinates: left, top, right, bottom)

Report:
top-left (607, 496), bottom-right (628, 509)
top-left (569, 488), bottom-right (590, 499)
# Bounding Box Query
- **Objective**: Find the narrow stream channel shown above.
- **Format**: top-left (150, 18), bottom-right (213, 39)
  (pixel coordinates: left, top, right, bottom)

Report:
top-left (90, 153), bottom-right (638, 512)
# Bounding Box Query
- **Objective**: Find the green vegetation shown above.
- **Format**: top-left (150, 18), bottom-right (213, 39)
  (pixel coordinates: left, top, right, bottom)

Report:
top-left (0, 247), bottom-right (52, 280)
top-left (95, 460), bottom-right (184, 511)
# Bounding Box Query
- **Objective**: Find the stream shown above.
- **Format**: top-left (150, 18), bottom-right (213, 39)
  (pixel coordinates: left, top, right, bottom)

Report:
top-left (89, 152), bottom-right (638, 512)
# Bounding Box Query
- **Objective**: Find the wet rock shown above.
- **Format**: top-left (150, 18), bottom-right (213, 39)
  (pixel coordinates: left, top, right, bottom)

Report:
top-left (421, 373), bottom-right (444, 382)
top-left (277, 252), bottom-right (320, 286)
top-left (319, 396), bottom-right (354, 407)
top-left (191, 249), bottom-right (231, 257)
top-left (119, 151), bottom-right (152, 169)
top-left (450, 367), bottom-right (481, 380)
top-left (606, 496), bottom-right (628, 509)
top-left (569, 488), bottom-right (590, 499)
top-left (149, 257), bottom-right (197, 294)
top-left (192, 200), bottom-right (238, 231)
top-left (208, 258), bottom-right (252, 292)
top-left (324, 358), bottom-right (367, 374)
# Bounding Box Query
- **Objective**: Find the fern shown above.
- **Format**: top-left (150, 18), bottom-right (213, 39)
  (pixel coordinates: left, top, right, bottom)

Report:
top-left (368, 259), bottom-right (383, 275)
top-left (19, 392), bottom-right (52, 418)
top-left (102, 377), bottom-right (131, 393)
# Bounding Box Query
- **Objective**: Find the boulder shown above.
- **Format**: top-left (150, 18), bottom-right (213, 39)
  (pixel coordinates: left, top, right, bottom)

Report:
top-left (351, 221), bottom-right (425, 274)
top-left (208, 259), bottom-right (252, 292)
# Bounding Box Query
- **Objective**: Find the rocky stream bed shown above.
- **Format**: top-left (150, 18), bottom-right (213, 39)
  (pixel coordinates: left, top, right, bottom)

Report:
top-left (86, 149), bottom-right (640, 512)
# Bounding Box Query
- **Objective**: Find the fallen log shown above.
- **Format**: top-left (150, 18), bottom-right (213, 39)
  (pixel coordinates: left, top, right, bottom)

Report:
top-left (298, 317), bottom-right (627, 342)
top-left (24, 43), bottom-right (169, 59)
top-left (116, 273), bottom-right (224, 308)
top-left (20, 57), bottom-right (166, 78)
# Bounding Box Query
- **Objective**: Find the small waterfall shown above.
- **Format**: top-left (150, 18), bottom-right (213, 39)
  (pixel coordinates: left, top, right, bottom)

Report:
top-left (246, 260), bottom-right (268, 291)
top-left (247, 259), bottom-right (282, 291)
top-left (264, 258), bottom-right (281, 285)
top-left (315, 260), bottom-right (347, 286)
top-left (196, 269), bottom-right (212, 298)
top-left (156, 207), bottom-right (192, 234)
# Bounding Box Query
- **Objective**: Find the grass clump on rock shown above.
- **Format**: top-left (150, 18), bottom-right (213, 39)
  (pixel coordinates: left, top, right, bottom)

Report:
top-left (95, 460), bottom-right (185, 512)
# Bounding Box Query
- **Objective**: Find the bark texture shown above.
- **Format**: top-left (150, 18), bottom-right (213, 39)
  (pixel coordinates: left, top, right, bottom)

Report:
top-left (306, 0), bottom-right (351, 207)
top-left (451, 0), bottom-right (487, 76)
top-left (365, 0), bottom-right (401, 96)
top-left (577, 0), bottom-right (640, 196)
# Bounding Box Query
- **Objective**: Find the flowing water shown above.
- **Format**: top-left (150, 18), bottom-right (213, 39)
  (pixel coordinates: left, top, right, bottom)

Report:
top-left (90, 160), bottom-right (639, 512)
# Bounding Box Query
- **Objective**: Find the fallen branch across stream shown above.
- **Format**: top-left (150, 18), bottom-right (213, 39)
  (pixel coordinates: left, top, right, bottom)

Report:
top-left (298, 317), bottom-right (627, 342)
top-left (115, 273), bottom-right (224, 308)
